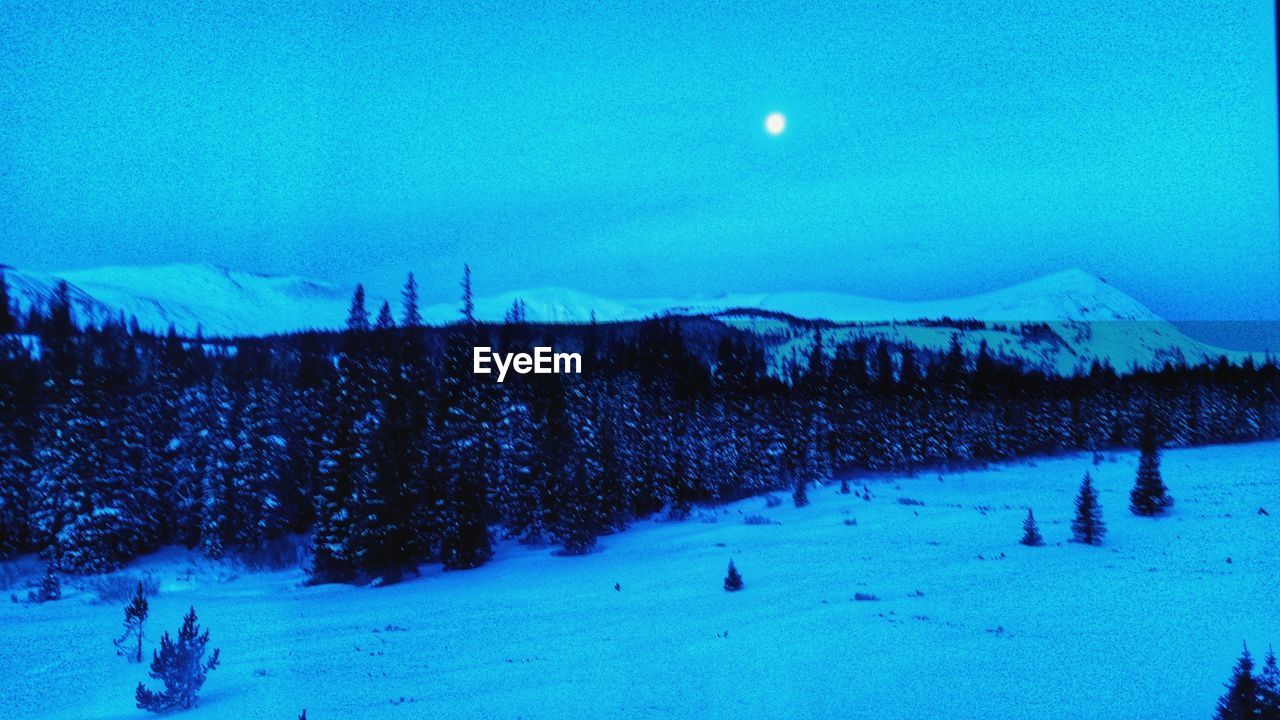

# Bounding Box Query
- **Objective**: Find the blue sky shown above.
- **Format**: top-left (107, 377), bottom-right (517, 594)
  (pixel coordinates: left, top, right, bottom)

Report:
top-left (1, 1), bottom-right (1276, 320)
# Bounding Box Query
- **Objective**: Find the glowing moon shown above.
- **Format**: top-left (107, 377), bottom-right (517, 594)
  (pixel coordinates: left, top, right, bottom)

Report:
top-left (764, 112), bottom-right (786, 136)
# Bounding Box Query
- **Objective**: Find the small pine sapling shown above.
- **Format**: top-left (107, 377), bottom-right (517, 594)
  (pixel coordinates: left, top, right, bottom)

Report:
top-left (135, 606), bottom-right (220, 712)
top-left (1020, 509), bottom-right (1044, 546)
top-left (723, 560), bottom-right (743, 592)
top-left (113, 581), bottom-right (149, 663)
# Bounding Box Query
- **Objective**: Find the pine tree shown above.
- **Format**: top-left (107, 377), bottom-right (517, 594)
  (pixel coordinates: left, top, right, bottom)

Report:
top-left (375, 301), bottom-right (395, 330)
top-left (789, 446), bottom-right (809, 508)
top-left (0, 448), bottom-right (30, 559)
top-left (135, 607), bottom-right (220, 712)
top-left (0, 346), bottom-right (36, 558)
top-left (548, 378), bottom-right (614, 555)
top-left (504, 298), bottom-right (527, 324)
top-left (225, 384), bottom-right (289, 549)
top-left (401, 272), bottom-right (422, 327)
top-left (1216, 643), bottom-right (1260, 720)
top-left (1020, 508), bottom-right (1044, 546)
top-left (1130, 417), bottom-right (1172, 516)
top-left (346, 285), bottom-right (370, 332)
top-left (492, 385), bottom-right (543, 543)
top-left (35, 559), bottom-right (60, 602)
top-left (0, 269), bottom-right (14, 334)
top-left (189, 378), bottom-right (234, 559)
top-left (437, 266), bottom-right (493, 570)
top-left (362, 322), bottom-right (431, 584)
top-left (460, 265), bottom-right (475, 322)
top-left (554, 457), bottom-right (606, 555)
top-left (168, 380), bottom-right (232, 553)
top-left (1071, 472), bottom-right (1106, 545)
top-left (34, 375), bottom-right (151, 572)
top-left (1259, 646), bottom-right (1280, 720)
top-left (309, 336), bottom-right (377, 583)
top-left (113, 581), bottom-right (149, 663)
top-left (792, 471), bottom-right (809, 507)
top-left (44, 280), bottom-right (76, 378)
top-left (723, 560), bottom-right (743, 592)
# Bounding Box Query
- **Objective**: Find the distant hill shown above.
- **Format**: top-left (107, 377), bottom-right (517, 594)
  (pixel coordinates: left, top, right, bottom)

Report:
top-left (1, 263), bottom-right (1262, 373)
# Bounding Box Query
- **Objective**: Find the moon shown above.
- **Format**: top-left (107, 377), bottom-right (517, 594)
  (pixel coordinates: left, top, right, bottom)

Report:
top-left (764, 112), bottom-right (786, 136)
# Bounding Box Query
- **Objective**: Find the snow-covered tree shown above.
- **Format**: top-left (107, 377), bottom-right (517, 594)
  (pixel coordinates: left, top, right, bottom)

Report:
top-left (34, 378), bottom-right (154, 572)
top-left (135, 606), bottom-right (220, 712)
top-left (491, 387), bottom-right (543, 543)
top-left (309, 342), bottom-right (378, 583)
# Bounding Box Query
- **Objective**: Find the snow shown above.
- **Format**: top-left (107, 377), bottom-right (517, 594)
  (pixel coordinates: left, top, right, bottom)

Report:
top-left (765, 317), bottom-right (1262, 376)
top-left (0, 265), bottom-right (1169, 333)
top-left (5, 264), bottom-right (357, 339)
top-left (2, 441), bottom-right (1276, 719)
top-left (440, 269), bottom-right (1165, 327)
top-left (4, 263), bottom-right (1261, 373)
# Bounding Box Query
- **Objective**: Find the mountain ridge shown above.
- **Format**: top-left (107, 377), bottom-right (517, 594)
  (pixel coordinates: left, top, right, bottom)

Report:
top-left (1, 262), bottom-right (1264, 373)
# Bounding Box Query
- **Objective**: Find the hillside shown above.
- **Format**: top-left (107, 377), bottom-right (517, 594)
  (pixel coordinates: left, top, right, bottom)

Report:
top-left (2, 441), bottom-right (1276, 719)
top-left (1, 263), bottom-right (1261, 372)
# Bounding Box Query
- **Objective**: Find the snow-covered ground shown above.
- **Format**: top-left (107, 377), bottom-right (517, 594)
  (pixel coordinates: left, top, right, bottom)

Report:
top-left (2, 441), bottom-right (1277, 719)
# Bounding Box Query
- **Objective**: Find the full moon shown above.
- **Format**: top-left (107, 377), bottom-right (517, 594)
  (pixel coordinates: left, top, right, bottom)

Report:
top-left (764, 112), bottom-right (786, 135)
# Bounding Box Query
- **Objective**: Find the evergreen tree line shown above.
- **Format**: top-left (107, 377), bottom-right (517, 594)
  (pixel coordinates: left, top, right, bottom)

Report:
top-left (1, 270), bottom-right (1278, 582)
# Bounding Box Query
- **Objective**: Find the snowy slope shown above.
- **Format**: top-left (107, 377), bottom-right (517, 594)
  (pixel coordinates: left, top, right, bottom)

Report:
top-left (1, 264), bottom-right (1261, 370)
top-left (646, 269), bottom-right (1166, 324)
top-left (760, 317), bottom-right (1258, 375)
top-left (441, 269), bottom-right (1164, 325)
top-left (1, 441), bottom-right (1277, 719)
top-left (1, 264), bottom-right (1158, 333)
top-left (4, 264), bottom-right (360, 338)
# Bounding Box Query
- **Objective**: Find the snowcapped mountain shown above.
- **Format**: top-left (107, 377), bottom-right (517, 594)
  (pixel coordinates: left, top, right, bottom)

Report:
top-left (448, 269), bottom-right (1165, 326)
top-left (1, 263), bottom-right (1262, 372)
top-left (4, 264), bottom-right (355, 338)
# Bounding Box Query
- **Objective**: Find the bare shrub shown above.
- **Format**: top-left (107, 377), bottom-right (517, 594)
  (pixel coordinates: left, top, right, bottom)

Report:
top-left (82, 571), bottom-right (160, 604)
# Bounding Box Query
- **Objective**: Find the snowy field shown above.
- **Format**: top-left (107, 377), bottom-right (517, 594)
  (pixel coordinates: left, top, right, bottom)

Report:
top-left (2, 441), bottom-right (1277, 719)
